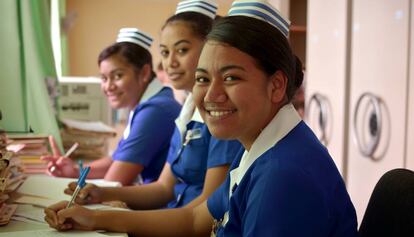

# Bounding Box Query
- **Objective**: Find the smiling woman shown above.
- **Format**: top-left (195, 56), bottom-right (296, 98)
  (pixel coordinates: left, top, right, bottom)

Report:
top-left (194, 42), bottom-right (277, 148)
top-left (98, 43), bottom-right (152, 111)
top-left (190, 2), bottom-right (358, 235)
top-left (41, 28), bottom-right (181, 186)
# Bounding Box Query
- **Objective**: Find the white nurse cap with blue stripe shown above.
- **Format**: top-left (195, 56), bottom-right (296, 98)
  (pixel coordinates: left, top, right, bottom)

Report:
top-left (228, 0), bottom-right (290, 37)
top-left (175, 0), bottom-right (218, 19)
top-left (116, 28), bottom-right (153, 51)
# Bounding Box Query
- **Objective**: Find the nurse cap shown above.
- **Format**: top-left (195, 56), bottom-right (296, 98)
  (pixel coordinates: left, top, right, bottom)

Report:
top-left (116, 28), bottom-right (153, 51)
top-left (175, 0), bottom-right (218, 19)
top-left (228, 0), bottom-right (290, 37)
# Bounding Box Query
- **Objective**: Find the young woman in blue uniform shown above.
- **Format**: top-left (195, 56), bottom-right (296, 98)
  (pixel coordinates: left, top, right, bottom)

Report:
top-left (42, 28), bottom-right (181, 186)
top-left (44, 0), bottom-right (241, 210)
top-left (44, 1), bottom-right (357, 236)
top-left (158, 0), bottom-right (242, 208)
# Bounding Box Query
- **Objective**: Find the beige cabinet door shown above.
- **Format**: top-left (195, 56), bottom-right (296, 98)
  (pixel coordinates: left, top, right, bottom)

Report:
top-left (347, 0), bottom-right (410, 223)
top-left (406, 2), bottom-right (414, 170)
top-left (306, 0), bottom-right (349, 176)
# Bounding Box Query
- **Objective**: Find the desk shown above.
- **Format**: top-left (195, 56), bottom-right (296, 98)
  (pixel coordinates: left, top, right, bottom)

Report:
top-left (0, 205), bottom-right (126, 236)
top-left (0, 175), bottom-right (126, 236)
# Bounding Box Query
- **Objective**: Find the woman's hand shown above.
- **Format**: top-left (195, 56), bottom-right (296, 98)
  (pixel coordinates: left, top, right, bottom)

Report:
top-left (41, 136), bottom-right (78, 178)
top-left (44, 201), bottom-right (97, 231)
top-left (42, 155), bottom-right (78, 177)
top-left (65, 182), bottom-right (103, 205)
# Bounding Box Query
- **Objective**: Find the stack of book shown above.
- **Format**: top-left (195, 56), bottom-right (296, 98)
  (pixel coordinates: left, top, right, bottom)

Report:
top-left (0, 150), bottom-right (25, 226)
top-left (7, 134), bottom-right (50, 174)
top-left (0, 129), bottom-right (6, 151)
top-left (60, 118), bottom-right (116, 160)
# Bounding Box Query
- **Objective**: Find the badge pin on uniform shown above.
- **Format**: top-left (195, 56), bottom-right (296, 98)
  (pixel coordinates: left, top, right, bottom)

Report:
top-left (184, 128), bottom-right (202, 146)
top-left (176, 128), bottom-right (203, 159)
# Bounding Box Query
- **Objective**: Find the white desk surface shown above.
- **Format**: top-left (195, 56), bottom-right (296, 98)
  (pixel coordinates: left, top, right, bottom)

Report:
top-left (0, 207), bottom-right (126, 236)
top-left (0, 175), bottom-right (126, 236)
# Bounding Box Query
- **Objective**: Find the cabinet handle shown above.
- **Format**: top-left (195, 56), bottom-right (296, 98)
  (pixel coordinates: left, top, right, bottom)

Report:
top-left (353, 92), bottom-right (382, 158)
top-left (306, 93), bottom-right (330, 145)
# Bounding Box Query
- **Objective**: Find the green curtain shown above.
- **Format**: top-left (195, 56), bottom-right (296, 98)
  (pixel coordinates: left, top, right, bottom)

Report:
top-left (0, 0), bottom-right (62, 151)
top-left (0, 0), bottom-right (26, 133)
top-left (59, 0), bottom-right (68, 76)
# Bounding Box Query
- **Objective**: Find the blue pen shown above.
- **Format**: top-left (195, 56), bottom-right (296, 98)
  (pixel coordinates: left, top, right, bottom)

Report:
top-left (66, 166), bottom-right (90, 208)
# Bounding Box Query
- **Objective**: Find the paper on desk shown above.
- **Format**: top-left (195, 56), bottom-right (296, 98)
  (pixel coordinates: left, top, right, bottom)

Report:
top-left (13, 204), bottom-right (47, 223)
top-left (17, 176), bottom-right (72, 200)
top-left (17, 176), bottom-right (121, 201)
top-left (0, 229), bottom-right (107, 236)
top-left (14, 195), bottom-right (58, 208)
top-left (11, 203), bottom-right (128, 228)
top-left (84, 204), bottom-right (129, 211)
top-left (12, 216), bottom-right (47, 225)
top-left (87, 179), bottom-right (121, 187)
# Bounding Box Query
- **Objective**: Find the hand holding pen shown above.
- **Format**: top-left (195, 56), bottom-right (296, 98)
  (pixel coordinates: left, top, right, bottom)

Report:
top-left (48, 142), bottom-right (79, 173)
top-left (66, 166), bottom-right (91, 208)
top-left (64, 181), bottom-right (103, 205)
top-left (44, 174), bottom-right (96, 232)
top-left (41, 136), bottom-right (80, 177)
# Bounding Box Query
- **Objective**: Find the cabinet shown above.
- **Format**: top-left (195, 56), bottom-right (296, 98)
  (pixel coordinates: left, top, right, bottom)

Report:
top-left (407, 3), bottom-right (414, 170)
top-left (307, 0), bottom-right (412, 224)
top-left (306, 0), bottom-right (349, 175)
top-left (347, 0), bottom-right (409, 222)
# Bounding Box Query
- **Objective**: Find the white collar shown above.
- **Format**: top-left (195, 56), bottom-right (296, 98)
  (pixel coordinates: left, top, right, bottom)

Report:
top-left (228, 103), bottom-right (301, 197)
top-left (123, 78), bottom-right (164, 139)
top-left (123, 110), bottom-right (134, 139)
top-left (191, 108), bottom-right (204, 123)
top-left (223, 103), bottom-right (301, 226)
top-left (139, 78), bottom-right (164, 104)
top-left (236, 103), bottom-right (301, 184)
top-left (175, 93), bottom-right (205, 141)
top-left (175, 94), bottom-right (195, 140)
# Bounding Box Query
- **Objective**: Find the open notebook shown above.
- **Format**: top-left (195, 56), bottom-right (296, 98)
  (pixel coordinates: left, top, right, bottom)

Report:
top-left (15, 176), bottom-right (121, 206)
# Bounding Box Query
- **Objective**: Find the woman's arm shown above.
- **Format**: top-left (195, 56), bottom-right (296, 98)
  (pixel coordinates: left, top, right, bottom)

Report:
top-left (45, 201), bottom-right (214, 236)
top-left (103, 160), bottom-right (143, 186)
top-left (96, 202), bottom-right (214, 236)
top-left (185, 165), bottom-right (229, 208)
top-left (82, 156), bottom-right (113, 179)
top-left (99, 163), bottom-right (177, 210)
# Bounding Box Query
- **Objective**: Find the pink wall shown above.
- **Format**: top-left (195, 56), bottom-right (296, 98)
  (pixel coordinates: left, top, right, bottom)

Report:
top-left (66, 0), bottom-right (232, 76)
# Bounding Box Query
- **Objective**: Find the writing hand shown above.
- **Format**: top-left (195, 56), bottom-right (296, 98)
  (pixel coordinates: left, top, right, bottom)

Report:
top-left (44, 201), bottom-right (96, 231)
top-left (65, 182), bottom-right (103, 205)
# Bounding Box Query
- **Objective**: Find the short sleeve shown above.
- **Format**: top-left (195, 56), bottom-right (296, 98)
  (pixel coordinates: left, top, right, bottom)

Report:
top-left (112, 103), bottom-right (177, 167)
top-left (207, 138), bottom-right (242, 168)
top-left (207, 175), bottom-right (230, 220)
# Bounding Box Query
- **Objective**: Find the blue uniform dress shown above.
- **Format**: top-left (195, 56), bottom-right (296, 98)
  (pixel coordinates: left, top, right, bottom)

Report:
top-left (208, 104), bottom-right (358, 237)
top-left (112, 79), bottom-right (181, 184)
top-left (166, 94), bottom-right (242, 208)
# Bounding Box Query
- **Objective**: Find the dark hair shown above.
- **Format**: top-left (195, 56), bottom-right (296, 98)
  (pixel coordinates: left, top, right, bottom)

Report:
top-left (207, 16), bottom-right (304, 101)
top-left (98, 42), bottom-right (156, 79)
top-left (162, 12), bottom-right (214, 40)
